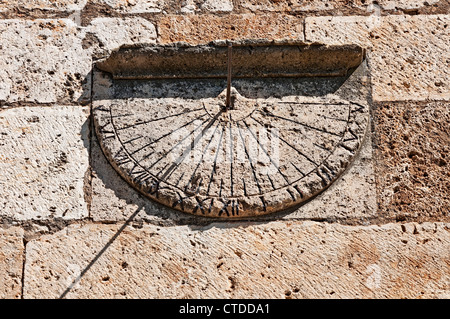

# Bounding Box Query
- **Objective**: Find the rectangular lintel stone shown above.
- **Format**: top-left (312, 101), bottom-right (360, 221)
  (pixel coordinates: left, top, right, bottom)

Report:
top-left (0, 227), bottom-right (24, 299)
top-left (158, 14), bottom-right (304, 45)
top-left (0, 19), bottom-right (91, 104)
top-left (0, 106), bottom-right (90, 221)
top-left (23, 221), bottom-right (450, 298)
top-left (305, 14), bottom-right (450, 101)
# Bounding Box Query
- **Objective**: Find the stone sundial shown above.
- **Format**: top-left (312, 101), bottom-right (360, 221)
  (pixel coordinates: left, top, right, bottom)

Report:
top-left (93, 40), bottom-right (369, 218)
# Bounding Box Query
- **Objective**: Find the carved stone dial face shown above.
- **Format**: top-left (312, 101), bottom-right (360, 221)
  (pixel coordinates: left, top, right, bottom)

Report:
top-left (93, 80), bottom-right (369, 218)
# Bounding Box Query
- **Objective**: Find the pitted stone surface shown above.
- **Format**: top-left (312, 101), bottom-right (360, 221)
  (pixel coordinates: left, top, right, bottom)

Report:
top-left (375, 101), bottom-right (450, 222)
top-left (181, 0), bottom-right (233, 13)
top-left (369, 15), bottom-right (449, 101)
top-left (0, 106), bottom-right (89, 220)
top-left (0, 227), bottom-right (24, 299)
top-left (305, 15), bottom-right (376, 47)
top-left (0, 0), bottom-right (87, 12)
top-left (94, 75), bottom-right (369, 217)
top-left (95, 0), bottom-right (163, 13)
top-left (87, 17), bottom-right (157, 54)
top-left (238, 0), bottom-right (443, 12)
top-left (158, 14), bottom-right (304, 44)
top-left (305, 14), bottom-right (450, 101)
top-left (23, 221), bottom-right (450, 298)
top-left (379, 0), bottom-right (443, 10)
top-left (238, 0), bottom-right (368, 12)
top-left (0, 19), bottom-right (91, 104)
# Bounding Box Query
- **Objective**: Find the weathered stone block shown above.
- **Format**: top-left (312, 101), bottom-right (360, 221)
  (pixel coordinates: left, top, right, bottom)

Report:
top-left (305, 14), bottom-right (450, 101)
top-left (158, 14), bottom-right (304, 44)
top-left (374, 101), bottom-right (450, 222)
top-left (93, 0), bottom-right (164, 13)
top-left (23, 221), bottom-right (450, 298)
top-left (238, 0), bottom-right (367, 13)
top-left (0, 106), bottom-right (89, 221)
top-left (0, 19), bottom-right (91, 104)
top-left (0, 227), bottom-right (24, 299)
top-left (79, 0), bottom-right (233, 16)
top-left (0, 0), bottom-right (87, 12)
top-left (305, 15), bottom-right (375, 47)
top-left (181, 0), bottom-right (233, 13)
top-left (238, 0), bottom-right (443, 13)
top-left (369, 15), bottom-right (449, 101)
top-left (86, 17), bottom-right (157, 55)
top-left (379, 0), bottom-right (443, 11)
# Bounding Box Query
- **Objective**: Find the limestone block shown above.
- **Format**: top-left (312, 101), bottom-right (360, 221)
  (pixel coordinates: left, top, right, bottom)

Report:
top-left (0, 19), bottom-right (91, 104)
top-left (23, 221), bottom-right (450, 298)
top-left (86, 17), bottom-right (157, 54)
top-left (379, 0), bottom-right (443, 10)
top-left (239, 0), bottom-right (366, 12)
top-left (305, 15), bottom-right (375, 47)
top-left (0, 227), bottom-right (24, 299)
top-left (375, 101), bottom-right (450, 222)
top-left (87, 0), bottom-right (233, 14)
top-left (181, 0), bottom-right (233, 13)
top-left (370, 15), bottom-right (449, 101)
top-left (95, 0), bottom-right (164, 13)
top-left (0, 0), bottom-right (87, 12)
top-left (305, 14), bottom-right (450, 101)
top-left (238, 0), bottom-right (443, 12)
top-left (0, 106), bottom-right (89, 221)
top-left (158, 14), bottom-right (304, 44)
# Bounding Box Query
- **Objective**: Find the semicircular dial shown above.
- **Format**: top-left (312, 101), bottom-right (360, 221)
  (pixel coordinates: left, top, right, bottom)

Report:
top-left (93, 86), bottom-right (369, 218)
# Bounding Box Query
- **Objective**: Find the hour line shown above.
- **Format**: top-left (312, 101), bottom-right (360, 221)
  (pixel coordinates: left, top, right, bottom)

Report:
top-left (275, 101), bottom-right (349, 122)
top-left (243, 120), bottom-right (290, 184)
top-left (127, 113), bottom-right (207, 157)
top-left (237, 124), bottom-right (263, 195)
top-left (206, 125), bottom-right (225, 196)
top-left (251, 115), bottom-right (319, 168)
top-left (276, 132), bottom-right (320, 168)
top-left (146, 115), bottom-right (213, 171)
top-left (115, 107), bottom-right (203, 131)
top-left (259, 110), bottom-right (342, 137)
top-left (184, 122), bottom-right (221, 193)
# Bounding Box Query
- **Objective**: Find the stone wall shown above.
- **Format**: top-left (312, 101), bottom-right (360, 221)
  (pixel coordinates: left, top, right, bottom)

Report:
top-left (0, 0), bottom-right (448, 299)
